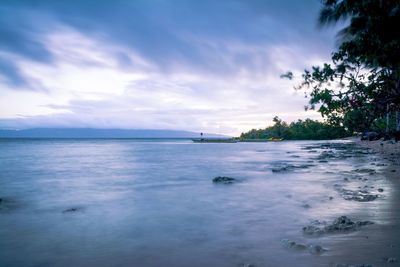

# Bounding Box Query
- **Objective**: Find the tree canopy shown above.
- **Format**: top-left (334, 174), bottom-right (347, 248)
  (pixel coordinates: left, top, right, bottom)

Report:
top-left (296, 0), bottom-right (400, 134)
top-left (240, 116), bottom-right (350, 140)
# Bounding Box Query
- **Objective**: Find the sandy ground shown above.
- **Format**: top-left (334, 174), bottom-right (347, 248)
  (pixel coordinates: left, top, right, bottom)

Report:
top-left (345, 139), bottom-right (400, 267)
top-left (357, 139), bottom-right (400, 179)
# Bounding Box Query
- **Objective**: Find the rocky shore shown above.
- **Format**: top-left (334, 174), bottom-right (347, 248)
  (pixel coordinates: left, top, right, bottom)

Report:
top-left (276, 138), bottom-right (400, 267)
top-left (357, 139), bottom-right (400, 179)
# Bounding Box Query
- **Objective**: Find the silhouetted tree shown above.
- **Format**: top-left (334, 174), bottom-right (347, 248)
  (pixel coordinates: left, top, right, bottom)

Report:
top-left (298, 0), bottom-right (400, 135)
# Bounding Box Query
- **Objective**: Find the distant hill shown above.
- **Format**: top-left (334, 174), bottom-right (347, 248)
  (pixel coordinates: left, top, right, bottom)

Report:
top-left (0, 128), bottom-right (230, 138)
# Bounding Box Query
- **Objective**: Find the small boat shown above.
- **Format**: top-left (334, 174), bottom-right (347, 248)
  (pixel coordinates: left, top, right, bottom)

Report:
top-left (237, 138), bottom-right (283, 142)
top-left (238, 139), bottom-right (271, 142)
top-left (268, 138), bottom-right (283, 141)
top-left (191, 138), bottom-right (237, 143)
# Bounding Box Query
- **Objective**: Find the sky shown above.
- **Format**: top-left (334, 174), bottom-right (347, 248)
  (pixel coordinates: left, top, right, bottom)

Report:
top-left (0, 0), bottom-right (342, 136)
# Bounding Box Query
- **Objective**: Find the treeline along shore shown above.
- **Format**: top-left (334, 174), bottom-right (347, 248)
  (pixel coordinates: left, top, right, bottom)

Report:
top-left (240, 116), bottom-right (351, 140)
top-left (240, 116), bottom-right (400, 141)
top-left (276, 0), bottom-right (400, 143)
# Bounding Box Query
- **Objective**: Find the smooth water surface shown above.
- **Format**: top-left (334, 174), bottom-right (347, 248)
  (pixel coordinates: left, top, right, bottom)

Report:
top-left (0, 139), bottom-right (395, 266)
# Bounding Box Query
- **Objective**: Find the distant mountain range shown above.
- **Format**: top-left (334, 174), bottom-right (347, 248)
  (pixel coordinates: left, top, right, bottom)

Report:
top-left (0, 128), bottom-right (230, 138)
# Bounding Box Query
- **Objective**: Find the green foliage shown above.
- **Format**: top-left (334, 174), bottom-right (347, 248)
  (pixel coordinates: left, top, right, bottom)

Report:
top-left (240, 117), bottom-right (350, 140)
top-left (297, 0), bottom-right (400, 133)
top-left (280, 71), bottom-right (293, 80)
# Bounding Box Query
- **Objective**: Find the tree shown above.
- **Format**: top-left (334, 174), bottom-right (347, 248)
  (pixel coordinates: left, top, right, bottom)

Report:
top-left (297, 0), bottom-right (400, 135)
top-left (240, 117), bottom-right (349, 140)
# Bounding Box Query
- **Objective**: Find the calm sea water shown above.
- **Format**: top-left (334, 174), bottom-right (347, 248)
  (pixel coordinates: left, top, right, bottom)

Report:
top-left (0, 139), bottom-right (394, 266)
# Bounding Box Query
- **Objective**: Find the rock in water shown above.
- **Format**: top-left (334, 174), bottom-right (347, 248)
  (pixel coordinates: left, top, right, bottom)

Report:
top-left (303, 216), bottom-right (373, 235)
top-left (325, 216), bottom-right (373, 232)
top-left (280, 239), bottom-right (307, 250)
top-left (212, 176), bottom-right (236, 184)
top-left (325, 216), bottom-right (356, 232)
top-left (339, 188), bottom-right (378, 202)
top-left (302, 225), bottom-right (324, 236)
top-left (272, 166), bottom-right (289, 173)
top-left (386, 257), bottom-right (398, 263)
top-left (63, 208), bottom-right (78, 213)
top-left (308, 244), bottom-right (326, 254)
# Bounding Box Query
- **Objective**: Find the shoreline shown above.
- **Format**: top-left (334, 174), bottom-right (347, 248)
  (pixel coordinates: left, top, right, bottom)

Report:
top-left (286, 137), bottom-right (400, 266)
top-left (329, 138), bottom-right (400, 266)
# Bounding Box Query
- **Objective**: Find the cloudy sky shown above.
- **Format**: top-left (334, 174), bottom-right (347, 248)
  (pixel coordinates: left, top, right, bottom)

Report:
top-left (0, 0), bottom-right (342, 135)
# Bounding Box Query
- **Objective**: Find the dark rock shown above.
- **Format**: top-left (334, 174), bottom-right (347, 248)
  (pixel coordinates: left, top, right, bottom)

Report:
top-left (301, 203), bottom-right (311, 209)
top-left (355, 220), bottom-right (374, 227)
top-left (63, 208), bottom-right (78, 213)
top-left (272, 163), bottom-right (315, 173)
top-left (303, 216), bottom-right (373, 235)
top-left (317, 151), bottom-right (336, 160)
top-left (308, 244), bottom-right (326, 254)
top-left (395, 131), bottom-right (400, 142)
top-left (344, 194), bottom-right (378, 202)
top-left (354, 168), bottom-right (376, 174)
top-left (386, 257), bottom-right (398, 263)
top-left (339, 188), bottom-right (378, 202)
top-left (378, 188), bottom-right (384, 192)
top-left (302, 225), bottom-right (324, 236)
top-left (272, 166), bottom-right (289, 173)
top-left (212, 176), bottom-right (236, 184)
top-left (324, 216), bottom-right (357, 232)
top-left (280, 239), bottom-right (308, 250)
top-left (361, 131), bottom-right (380, 141)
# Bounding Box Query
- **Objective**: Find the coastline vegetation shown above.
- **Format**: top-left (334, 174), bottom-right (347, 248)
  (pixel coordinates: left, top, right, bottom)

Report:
top-left (297, 0), bottom-right (400, 139)
top-left (240, 116), bottom-right (350, 140)
top-left (243, 0), bottom-right (399, 141)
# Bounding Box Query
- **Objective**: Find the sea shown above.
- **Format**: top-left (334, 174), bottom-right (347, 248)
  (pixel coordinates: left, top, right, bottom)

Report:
top-left (0, 138), bottom-right (395, 266)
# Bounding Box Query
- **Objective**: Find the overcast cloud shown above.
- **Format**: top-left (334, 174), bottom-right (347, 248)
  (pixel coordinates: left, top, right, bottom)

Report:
top-left (0, 0), bottom-right (341, 135)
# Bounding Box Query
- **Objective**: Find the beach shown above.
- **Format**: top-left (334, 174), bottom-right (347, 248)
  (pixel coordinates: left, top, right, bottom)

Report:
top-left (318, 139), bottom-right (400, 267)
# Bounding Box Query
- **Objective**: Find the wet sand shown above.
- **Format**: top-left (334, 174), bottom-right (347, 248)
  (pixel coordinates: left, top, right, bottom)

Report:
top-left (320, 139), bottom-right (400, 267)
